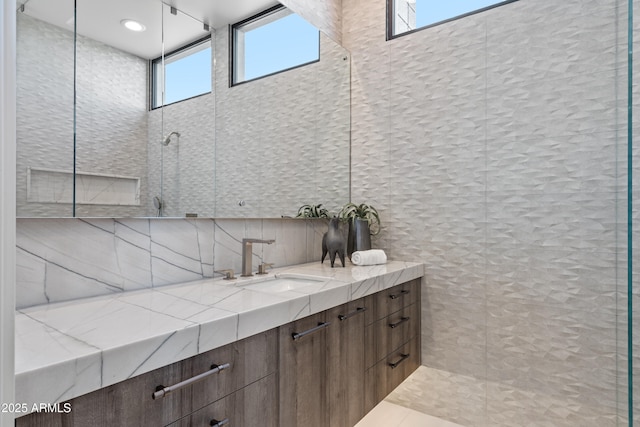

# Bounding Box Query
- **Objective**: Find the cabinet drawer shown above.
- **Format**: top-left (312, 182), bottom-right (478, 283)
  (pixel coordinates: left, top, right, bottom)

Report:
top-left (364, 303), bottom-right (419, 369)
top-left (16, 330), bottom-right (277, 427)
top-left (16, 351), bottom-right (195, 427)
top-left (170, 373), bottom-right (278, 427)
top-left (364, 279), bottom-right (419, 325)
top-left (190, 328), bottom-right (277, 411)
top-left (364, 338), bottom-right (420, 414)
top-left (385, 338), bottom-right (420, 391)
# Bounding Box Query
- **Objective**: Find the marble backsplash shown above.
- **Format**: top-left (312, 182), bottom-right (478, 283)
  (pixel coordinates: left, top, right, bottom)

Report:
top-left (16, 217), bottom-right (329, 309)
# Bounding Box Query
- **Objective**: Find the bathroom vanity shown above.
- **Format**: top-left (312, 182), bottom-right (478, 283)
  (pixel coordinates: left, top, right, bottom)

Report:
top-left (14, 261), bottom-right (423, 427)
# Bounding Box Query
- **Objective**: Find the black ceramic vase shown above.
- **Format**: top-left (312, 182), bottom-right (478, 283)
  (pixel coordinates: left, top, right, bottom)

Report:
top-left (347, 218), bottom-right (372, 259)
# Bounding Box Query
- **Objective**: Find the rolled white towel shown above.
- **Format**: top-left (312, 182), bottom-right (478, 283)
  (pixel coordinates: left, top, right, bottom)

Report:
top-left (351, 249), bottom-right (387, 266)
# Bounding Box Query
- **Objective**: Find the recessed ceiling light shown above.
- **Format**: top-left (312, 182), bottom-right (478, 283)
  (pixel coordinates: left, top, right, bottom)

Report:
top-left (120, 19), bottom-right (146, 32)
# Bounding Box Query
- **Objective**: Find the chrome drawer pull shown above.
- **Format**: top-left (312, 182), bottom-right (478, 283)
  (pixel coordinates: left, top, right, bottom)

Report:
top-left (338, 307), bottom-right (367, 321)
top-left (388, 316), bottom-right (410, 328)
top-left (210, 418), bottom-right (230, 426)
top-left (152, 363), bottom-right (231, 400)
top-left (388, 353), bottom-right (410, 369)
top-left (292, 321), bottom-right (331, 341)
top-left (389, 289), bottom-right (410, 299)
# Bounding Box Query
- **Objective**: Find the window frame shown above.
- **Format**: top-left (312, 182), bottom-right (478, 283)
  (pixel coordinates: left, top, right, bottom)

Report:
top-left (150, 35), bottom-right (212, 110)
top-left (230, 4), bottom-right (320, 87)
top-left (386, 0), bottom-right (519, 40)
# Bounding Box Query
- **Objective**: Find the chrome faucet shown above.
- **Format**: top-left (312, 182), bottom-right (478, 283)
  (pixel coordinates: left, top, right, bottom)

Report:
top-left (241, 238), bottom-right (275, 277)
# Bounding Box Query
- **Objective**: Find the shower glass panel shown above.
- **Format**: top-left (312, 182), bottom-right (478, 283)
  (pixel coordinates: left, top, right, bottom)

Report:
top-left (383, 14), bottom-right (634, 425)
top-left (151, 4), bottom-right (214, 218)
top-left (629, 0), bottom-right (636, 424)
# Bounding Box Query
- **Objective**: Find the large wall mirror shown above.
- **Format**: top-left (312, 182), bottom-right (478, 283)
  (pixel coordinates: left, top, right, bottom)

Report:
top-left (16, 0), bottom-right (350, 218)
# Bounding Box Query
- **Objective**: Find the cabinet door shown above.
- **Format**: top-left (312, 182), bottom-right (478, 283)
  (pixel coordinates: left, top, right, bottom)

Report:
top-left (278, 311), bottom-right (329, 427)
top-left (190, 329), bottom-right (278, 411)
top-left (326, 299), bottom-right (366, 427)
top-left (16, 354), bottom-right (194, 427)
top-left (170, 373), bottom-right (278, 427)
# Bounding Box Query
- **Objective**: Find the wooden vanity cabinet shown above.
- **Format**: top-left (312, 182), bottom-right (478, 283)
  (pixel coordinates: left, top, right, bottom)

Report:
top-left (15, 353), bottom-right (193, 427)
top-left (364, 338), bottom-right (420, 412)
top-left (168, 373), bottom-right (278, 427)
top-left (326, 299), bottom-right (367, 427)
top-left (278, 298), bottom-right (367, 427)
top-left (363, 279), bottom-right (421, 414)
top-left (278, 280), bottom-right (421, 427)
top-left (364, 279), bottom-right (418, 325)
top-left (364, 300), bottom-right (420, 369)
top-left (190, 328), bottom-right (277, 412)
top-left (15, 329), bottom-right (277, 427)
top-left (278, 311), bottom-right (329, 427)
top-left (16, 278), bottom-right (422, 427)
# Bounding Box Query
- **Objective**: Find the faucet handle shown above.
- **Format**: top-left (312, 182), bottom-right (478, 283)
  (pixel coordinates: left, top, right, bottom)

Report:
top-left (214, 269), bottom-right (236, 280)
top-left (257, 263), bottom-right (274, 275)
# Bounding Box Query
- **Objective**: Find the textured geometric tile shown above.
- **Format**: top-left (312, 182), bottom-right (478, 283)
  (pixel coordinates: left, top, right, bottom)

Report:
top-left (343, 0), bottom-right (633, 424)
top-left (421, 290), bottom-right (487, 378)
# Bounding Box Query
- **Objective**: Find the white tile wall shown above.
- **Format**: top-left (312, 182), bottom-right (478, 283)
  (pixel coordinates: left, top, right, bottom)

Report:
top-left (342, 0), bottom-right (635, 425)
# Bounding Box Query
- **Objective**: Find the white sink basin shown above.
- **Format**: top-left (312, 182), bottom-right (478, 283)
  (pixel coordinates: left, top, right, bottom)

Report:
top-left (241, 274), bottom-right (327, 293)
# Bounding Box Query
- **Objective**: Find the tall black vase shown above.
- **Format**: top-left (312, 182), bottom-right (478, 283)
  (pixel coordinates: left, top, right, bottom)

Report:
top-left (347, 218), bottom-right (372, 259)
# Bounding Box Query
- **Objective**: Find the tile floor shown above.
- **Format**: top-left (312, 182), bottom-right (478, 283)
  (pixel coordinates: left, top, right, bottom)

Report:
top-left (355, 366), bottom-right (466, 427)
top-left (362, 365), bottom-right (624, 427)
top-left (355, 401), bottom-right (465, 427)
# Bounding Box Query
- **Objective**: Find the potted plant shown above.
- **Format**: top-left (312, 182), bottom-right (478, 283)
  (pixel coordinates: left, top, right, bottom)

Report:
top-left (296, 203), bottom-right (330, 218)
top-left (338, 202), bottom-right (381, 257)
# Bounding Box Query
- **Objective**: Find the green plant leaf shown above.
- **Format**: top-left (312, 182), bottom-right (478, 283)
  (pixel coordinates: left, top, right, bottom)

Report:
top-left (338, 202), bottom-right (381, 234)
top-left (296, 203), bottom-right (329, 218)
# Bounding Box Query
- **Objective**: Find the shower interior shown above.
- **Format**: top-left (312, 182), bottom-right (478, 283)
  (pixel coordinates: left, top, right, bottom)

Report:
top-left (156, 131), bottom-right (181, 217)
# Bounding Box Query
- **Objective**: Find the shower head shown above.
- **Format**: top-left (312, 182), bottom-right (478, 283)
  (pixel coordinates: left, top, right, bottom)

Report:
top-left (162, 131), bottom-right (181, 146)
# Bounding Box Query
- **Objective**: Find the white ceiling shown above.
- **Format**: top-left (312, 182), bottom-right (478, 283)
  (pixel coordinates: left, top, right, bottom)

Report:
top-left (18, 0), bottom-right (280, 59)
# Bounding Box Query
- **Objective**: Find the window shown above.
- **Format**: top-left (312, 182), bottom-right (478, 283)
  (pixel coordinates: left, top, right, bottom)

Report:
top-left (231, 5), bottom-right (320, 85)
top-left (388, 0), bottom-right (518, 39)
top-left (151, 36), bottom-right (212, 109)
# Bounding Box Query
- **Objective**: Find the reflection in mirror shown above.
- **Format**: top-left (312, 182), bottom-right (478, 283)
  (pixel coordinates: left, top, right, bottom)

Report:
top-left (16, 0), bottom-right (76, 217)
top-left (215, 15), bottom-right (351, 218)
top-left (73, 0), bottom-right (156, 217)
top-left (16, 1), bottom-right (350, 219)
top-left (149, 4), bottom-right (215, 218)
top-left (16, 0), bottom-right (162, 217)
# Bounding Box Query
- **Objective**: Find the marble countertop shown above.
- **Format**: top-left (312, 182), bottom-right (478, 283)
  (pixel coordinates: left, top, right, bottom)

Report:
top-left (15, 260), bottom-right (423, 409)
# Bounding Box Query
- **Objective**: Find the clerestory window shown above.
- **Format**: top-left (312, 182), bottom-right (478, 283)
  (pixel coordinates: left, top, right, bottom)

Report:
top-left (231, 5), bottom-right (320, 86)
top-left (151, 36), bottom-right (212, 109)
top-left (387, 0), bottom-right (519, 39)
